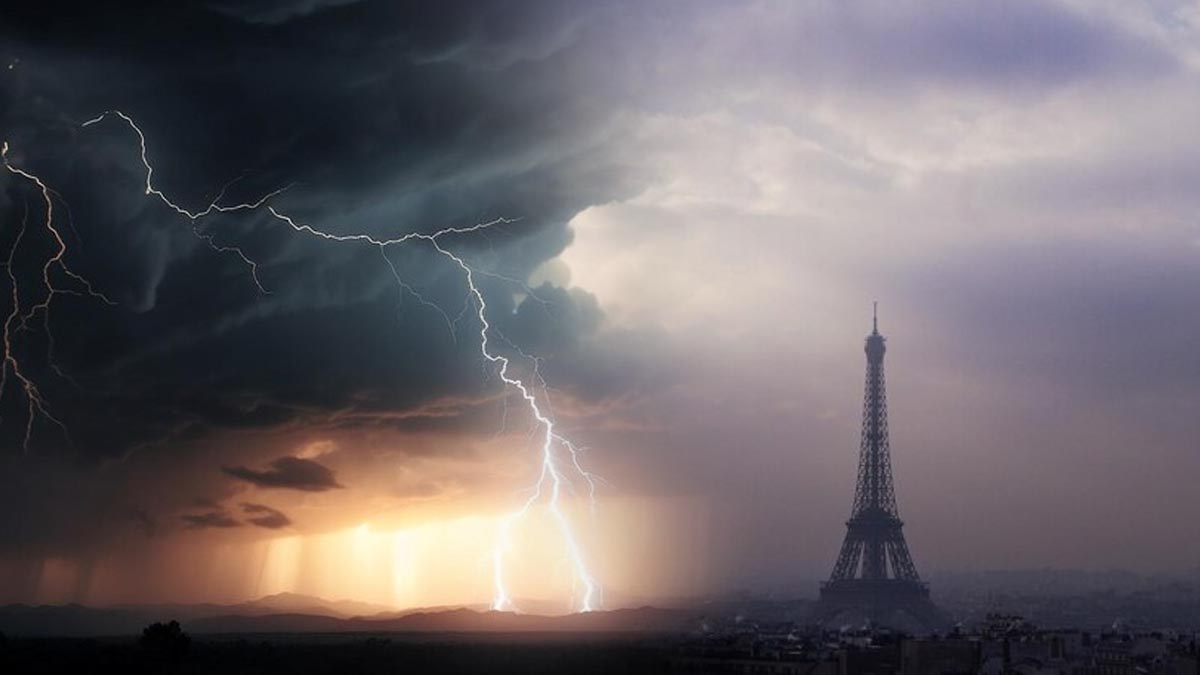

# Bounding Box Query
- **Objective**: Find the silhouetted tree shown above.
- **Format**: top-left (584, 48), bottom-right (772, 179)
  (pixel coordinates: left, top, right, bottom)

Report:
top-left (140, 620), bottom-right (190, 660)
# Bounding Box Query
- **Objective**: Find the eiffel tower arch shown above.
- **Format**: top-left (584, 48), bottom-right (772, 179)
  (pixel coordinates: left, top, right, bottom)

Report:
top-left (811, 306), bottom-right (950, 633)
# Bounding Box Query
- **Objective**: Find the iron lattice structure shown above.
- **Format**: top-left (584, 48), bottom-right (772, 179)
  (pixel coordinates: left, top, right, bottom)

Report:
top-left (813, 307), bottom-right (947, 631)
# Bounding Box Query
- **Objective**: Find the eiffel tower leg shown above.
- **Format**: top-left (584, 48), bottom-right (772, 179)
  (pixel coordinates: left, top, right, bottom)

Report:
top-left (910, 598), bottom-right (951, 632)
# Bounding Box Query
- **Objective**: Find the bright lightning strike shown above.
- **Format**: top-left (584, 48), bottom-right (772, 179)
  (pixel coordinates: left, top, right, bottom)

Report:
top-left (1, 141), bottom-right (116, 451)
top-left (264, 202), bottom-right (602, 613)
top-left (61, 111), bottom-right (603, 613)
top-left (81, 111), bottom-right (291, 293)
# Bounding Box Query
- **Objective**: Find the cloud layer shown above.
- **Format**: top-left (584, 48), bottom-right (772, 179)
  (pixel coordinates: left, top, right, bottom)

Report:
top-left (223, 457), bottom-right (344, 492)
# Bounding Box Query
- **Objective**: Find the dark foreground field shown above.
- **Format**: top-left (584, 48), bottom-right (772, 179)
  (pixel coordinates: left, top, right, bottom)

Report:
top-left (0, 632), bottom-right (675, 675)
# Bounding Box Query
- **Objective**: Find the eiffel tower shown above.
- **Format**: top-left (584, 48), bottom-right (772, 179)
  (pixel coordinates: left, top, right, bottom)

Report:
top-left (812, 305), bottom-right (948, 632)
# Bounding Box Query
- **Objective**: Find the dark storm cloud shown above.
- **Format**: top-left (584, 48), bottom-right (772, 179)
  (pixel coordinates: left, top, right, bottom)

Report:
top-left (223, 456), bottom-right (343, 492)
top-left (240, 503), bottom-right (292, 529)
top-left (206, 0), bottom-right (361, 25)
top-left (128, 508), bottom-right (160, 538)
top-left (496, 283), bottom-right (671, 403)
top-left (0, 0), bottom-right (666, 566)
top-left (0, 0), bottom-right (645, 462)
top-left (181, 510), bottom-right (241, 529)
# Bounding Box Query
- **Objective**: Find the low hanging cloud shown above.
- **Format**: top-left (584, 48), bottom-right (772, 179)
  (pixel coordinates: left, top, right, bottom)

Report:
top-left (223, 456), bottom-right (344, 492)
top-left (181, 511), bottom-right (241, 530)
top-left (240, 503), bottom-right (293, 529)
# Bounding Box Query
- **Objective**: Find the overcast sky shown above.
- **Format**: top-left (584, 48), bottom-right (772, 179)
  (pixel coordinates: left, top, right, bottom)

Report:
top-left (1, 0), bottom-right (1198, 609)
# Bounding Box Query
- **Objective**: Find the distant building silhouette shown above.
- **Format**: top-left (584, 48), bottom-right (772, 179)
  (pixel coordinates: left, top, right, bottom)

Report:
top-left (812, 306), bottom-right (949, 632)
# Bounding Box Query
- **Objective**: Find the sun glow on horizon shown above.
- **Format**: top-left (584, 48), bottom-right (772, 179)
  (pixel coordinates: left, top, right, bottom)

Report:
top-left (242, 513), bottom-right (573, 611)
top-left (14, 496), bottom-right (708, 611)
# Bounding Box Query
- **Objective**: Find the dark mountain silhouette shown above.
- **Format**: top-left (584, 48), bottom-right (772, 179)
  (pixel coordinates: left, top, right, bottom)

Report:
top-left (111, 592), bottom-right (396, 620)
top-left (187, 606), bottom-right (697, 634)
top-left (0, 596), bottom-right (699, 637)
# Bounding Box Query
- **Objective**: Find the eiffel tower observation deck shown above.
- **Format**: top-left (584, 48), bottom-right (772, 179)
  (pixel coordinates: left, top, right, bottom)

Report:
top-left (812, 305), bottom-right (949, 632)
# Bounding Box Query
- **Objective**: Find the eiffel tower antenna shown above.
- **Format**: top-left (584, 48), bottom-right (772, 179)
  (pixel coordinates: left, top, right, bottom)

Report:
top-left (811, 308), bottom-right (948, 632)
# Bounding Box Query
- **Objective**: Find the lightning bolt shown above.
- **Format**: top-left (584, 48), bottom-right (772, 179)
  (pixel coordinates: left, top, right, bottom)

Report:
top-left (81, 111), bottom-right (291, 293)
top-left (62, 111), bottom-right (603, 613)
top-left (2, 141), bottom-right (116, 451)
top-left (262, 209), bottom-right (602, 613)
